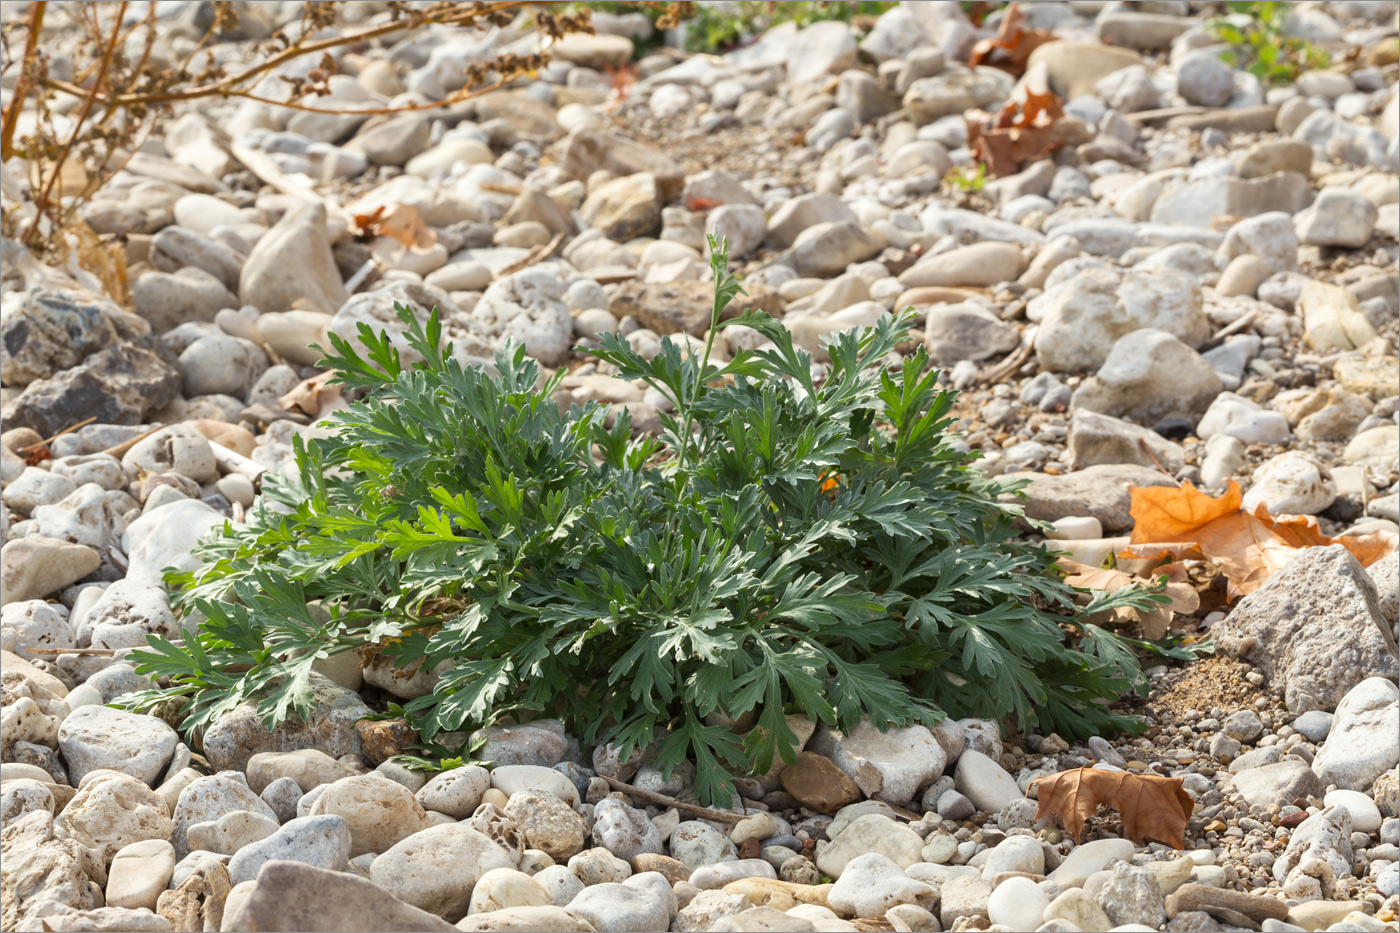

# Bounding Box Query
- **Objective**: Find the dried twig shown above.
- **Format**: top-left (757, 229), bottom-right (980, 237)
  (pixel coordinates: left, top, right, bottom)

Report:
top-left (602, 776), bottom-right (746, 824)
top-left (493, 231), bottom-right (567, 280)
top-left (97, 423), bottom-right (165, 460)
top-left (977, 325), bottom-right (1036, 385)
top-left (19, 416), bottom-right (97, 453)
top-left (1138, 437), bottom-right (1182, 487)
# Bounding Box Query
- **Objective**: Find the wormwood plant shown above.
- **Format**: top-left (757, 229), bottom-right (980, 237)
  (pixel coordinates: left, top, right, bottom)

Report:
top-left (122, 239), bottom-right (1162, 805)
top-left (1209, 0), bottom-right (1329, 86)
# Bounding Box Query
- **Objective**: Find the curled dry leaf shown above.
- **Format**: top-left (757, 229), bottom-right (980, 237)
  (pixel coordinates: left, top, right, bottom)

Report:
top-left (352, 202), bottom-right (436, 249)
top-left (278, 371), bottom-right (340, 417)
top-left (968, 2), bottom-right (1057, 77)
top-left (1061, 560), bottom-right (1199, 641)
top-left (1031, 767), bottom-right (1193, 848)
top-left (1120, 481), bottom-right (1398, 600)
top-left (966, 87), bottom-right (1067, 178)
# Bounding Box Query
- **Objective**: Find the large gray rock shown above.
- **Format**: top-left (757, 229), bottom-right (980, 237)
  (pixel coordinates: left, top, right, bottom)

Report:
top-left (807, 719), bottom-right (946, 808)
top-left (221, 860), bottom-right (457, 932)
top-left (239, 202), bottom-right (348, 316)
top-left (2, 345), bottom-right (180, 438)
top-left (1070, 329), bottom-right (1223, 426)
top-left (1032, 267), bottom-right (1209, 373)
top-left (1066, 409), bottom-right (1185, 472)
top-left (0, 811), bottom-right (105, 932)
top-left (56, 706), bottom-right (178, 787)
top-left (201, 673), bottom-right (374, 773)
top-left (1230, 759), bottom-right (1326, 809)
top-left (1311, 677), bottom-right (1400, 792)
top-left (1001, 464), bottom-right (1177, 533)
top-left (1, 287), bottom-right (151, 386)
top-left (565, 872), bottom-right (676, 933)
top-left (369, 823), bottom-right (515, 921)
top-left (1213, 546), bottom-right (1397, 714)
top-left (226, 815), bottom-right (353, 886)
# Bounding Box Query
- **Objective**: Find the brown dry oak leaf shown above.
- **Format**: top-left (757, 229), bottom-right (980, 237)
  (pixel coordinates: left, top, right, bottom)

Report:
top-left (1061, 560), bottom-right (1199, 640)
top-left (1120, 480), bottom-right (1397, 599)
top-left (1031, 767), bottom-right (1193, 848)
top-left (968, 2), bottom-right (1057, 77)
top-left (966, 87), bottom-right (1067, 177)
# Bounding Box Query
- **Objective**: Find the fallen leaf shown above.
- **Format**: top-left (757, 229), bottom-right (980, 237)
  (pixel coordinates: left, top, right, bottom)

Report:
top-left (352, 203), bottom-right (436, 249)
top-left (968, 3), bottom-right (1057, 77)
top-left (1031, 767), bottom-right (1193, 848)
top-left (1061, 560), bottom-right (1199, 640)
top-left (966, 87), bottom-right (1067, 177)
top-left (1122, 481), bottom-right (1397, 599)
top-left (279, 371), bottom-right (339, 417)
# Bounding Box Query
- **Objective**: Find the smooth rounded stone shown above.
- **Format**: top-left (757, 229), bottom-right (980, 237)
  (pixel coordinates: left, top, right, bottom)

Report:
top-left (1324, 790), bottom-right (1382, 834)
top-left (1231, 759), bottom-right (1325, 810)
top-left (1044, 886), bottom-right (1113, 930)
top-left (245, 750), bottom-right (354, 797)
top-left (815, 814), bottom-right (924, 880)
top-left (1295, 187), bottom-right (1379, 248)
top-left (106, 839), bottom-right (176, 911)
top-left (310, 773), bottom-right (433, 858)
top-left (219, 859), bottom-right (460, 933)
top-left (369, 822), bottom-right (516, 922)
top-left (1, 779), bottom-right (54, 825)
top-left (953, 750), bottom-right (1023, 814)
top-left (239, 201), bottom-right (348, 316)
top-left (1215, 255), bottom-right (1274, 298)
top-left (200, 672), bottom-right (373, 773)
top-left (171, 772), bottom-right (279, 861)
top-left (258, 777), bottom-right (302, 823)
top-left (566, 872), bottom-right (676, 933)
top-left (120, 424), bottom-right (217, 486)
top-left (669, 820), bottom-right (738, 872)
top-left (1176, 48), bottom-right (1236, 107)
top-left (1, 601), bottom-right (74, 661)
top-left (689, 858), bottom-right (778, 891)
top-left (1070, 328), bottom-right (1222, 426)
top-left (489, 765), bottom-right (580, 808)
top-left (988, 875), bottom-right (1050, 931)
top-left (828, 852), bottom-right (937, 918)
top-left (178, 334), bottom-right (267, 399)
top-left (806, 719), bottom-right (946, 809)
top-left (456, 904), bottom-right (597, 932)
top-left (252, 310), bottom-right (334, 368)
top-left (56, 706), bottom-right (177, 788)
top-left (471, 720), bottom-right (576, 770)
top-left (1213, 548), bottom-right (1395, 717)
top-left (1196, 392), bottom-right (1291, 445)
top-left (591, 796), bottom-right (664, 861)
top-left (466, 867), bottom-right (551, 916)
top-left (898, 242), bottom-right (1023, 288)
top-left (922, 303), bottom-right (1021, 368)
top-left (131, 267), bottom-right (237, 333)
top-left (1292, 710), bottom-right (1334, 743)
top-left (405, 138), bottom-right (494, 176)
top-left (731, 812), bottom-right (776, 846)
top-left (1048, 837), bottom-right (1136, 886)
top-left (535, 863), bottom-right (587, 907)
top-left (1242, 453), bottom-right (1336, 517)
top-left (505, 791), bottom-right (587, 861)
top-left (0, 537), bottom-right (101, 606)
top-left (54, 771), bottom-right (173, 866)
top-left (415, 766), bottom-right (491, 819)
top-left (2, 468), bottom-right (78, 514)
top-left (186, 809), bottom-right (279, 857)
top-left (981, 835), bottom-right (1044, 879)
top-left (1312, 677), bottom-right (1400, 792)
top-left (788, 221), bottom-right (883, 279)
top-left (706, 205), bottom-right (768, 260)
